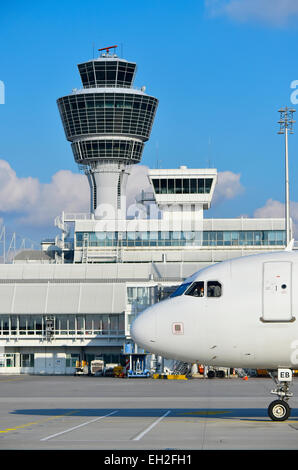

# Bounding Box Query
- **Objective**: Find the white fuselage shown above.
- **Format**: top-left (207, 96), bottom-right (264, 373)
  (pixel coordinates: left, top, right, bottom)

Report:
top-left (131, 250), bottom-right (298, 369)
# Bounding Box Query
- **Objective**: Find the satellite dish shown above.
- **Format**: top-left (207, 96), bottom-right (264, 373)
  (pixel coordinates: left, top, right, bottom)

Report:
top-left (141, 86), bottom-right (146, 92)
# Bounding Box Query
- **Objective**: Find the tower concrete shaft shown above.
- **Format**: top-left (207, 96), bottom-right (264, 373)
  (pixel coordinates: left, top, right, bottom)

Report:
top-left (57, 47), bottom-right (158, 219)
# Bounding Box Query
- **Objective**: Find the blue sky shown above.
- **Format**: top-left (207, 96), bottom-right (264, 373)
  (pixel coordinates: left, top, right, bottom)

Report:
top-left (1, 0), bottom-right (298, 243)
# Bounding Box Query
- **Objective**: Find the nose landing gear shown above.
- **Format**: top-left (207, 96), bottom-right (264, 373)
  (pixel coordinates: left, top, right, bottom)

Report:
top-left (268, 369), bottom-right (293, 421)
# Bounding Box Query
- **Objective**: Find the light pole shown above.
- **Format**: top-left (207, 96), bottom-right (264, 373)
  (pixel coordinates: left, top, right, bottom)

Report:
top-left (278, 106), bottom-right (295, 246)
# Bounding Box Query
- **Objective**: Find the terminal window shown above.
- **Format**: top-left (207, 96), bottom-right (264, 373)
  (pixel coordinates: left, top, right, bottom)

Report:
top-left (127, 286), bottom-right (155, 307)
top-left (76, 230), bottom-right (286, 248)
top-left (66, 353), bottom-right (80, 368)
top-left (0, 314), bottom-right (125, 337)
top-left (21, 354), bottom-right (34, 368)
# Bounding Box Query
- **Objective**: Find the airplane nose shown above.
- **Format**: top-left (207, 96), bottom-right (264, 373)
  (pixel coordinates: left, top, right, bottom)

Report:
top-left (130, 306), bottom-right (157, 350)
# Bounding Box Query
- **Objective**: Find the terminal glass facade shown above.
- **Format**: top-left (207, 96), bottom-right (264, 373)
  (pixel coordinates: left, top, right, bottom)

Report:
top-left (75, 230), bottom-right (286, 248)
top-left (127, 286), bottom-right (156, 308)
top-left (0, 314), bottom-right (125, 336)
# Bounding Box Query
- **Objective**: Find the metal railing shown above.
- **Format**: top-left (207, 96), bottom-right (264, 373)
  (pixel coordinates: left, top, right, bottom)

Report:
top-left (63, 213), bottom-right (93, 222)
top-left (0, 329), bottom-right (125, 337)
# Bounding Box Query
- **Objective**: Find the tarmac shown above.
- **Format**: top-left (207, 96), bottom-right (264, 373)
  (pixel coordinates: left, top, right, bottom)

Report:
top-left (0, 374), bottom-right (298, 450)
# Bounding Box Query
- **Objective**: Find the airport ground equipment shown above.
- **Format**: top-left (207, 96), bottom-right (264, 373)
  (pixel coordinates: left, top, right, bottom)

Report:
top-left (206, 366), bottom-right (230, 378)
top-left (256, 369), bottom-right (270, 377)
top-left (104, 363), bottom-right (119, 377)
top-left (243, 369), bottom-right (258, 377)
top-left (153, 373), bottom-right (187, 380)
top-left (172, 361), bottom-right (191, 376)
top-left (114, 365), bottom-right (125, 377)
top-left (124, 353), bottom-right (150, 378)
top-left (74, 360), bottom-right (89, 376)
top-left (90, 359), bottom-right (105, 376)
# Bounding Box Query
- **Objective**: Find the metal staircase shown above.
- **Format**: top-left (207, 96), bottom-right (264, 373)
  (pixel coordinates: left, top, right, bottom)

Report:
top-left (172, 361), bottom-right (191, 376)
top-left (54, 212), bottom-right (70, 263)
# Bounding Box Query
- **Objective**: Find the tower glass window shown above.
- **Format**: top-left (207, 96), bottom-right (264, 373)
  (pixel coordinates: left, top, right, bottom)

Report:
top-left (150, 178), bottom-right (214, 195)
top-left (78, 59), bottom-right (137, 88)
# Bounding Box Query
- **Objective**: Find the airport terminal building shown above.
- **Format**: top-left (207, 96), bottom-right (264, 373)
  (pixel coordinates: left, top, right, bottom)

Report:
top-left (0, 48), bottom-right (288, 374)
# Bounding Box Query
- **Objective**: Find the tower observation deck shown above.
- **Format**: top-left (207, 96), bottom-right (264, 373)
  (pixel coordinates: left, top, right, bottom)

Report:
top-left (57, 46), bottom-right (158, 219)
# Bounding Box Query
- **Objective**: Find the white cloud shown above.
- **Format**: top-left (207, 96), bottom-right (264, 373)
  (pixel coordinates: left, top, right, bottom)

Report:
top-left (254, 198), bottom-right (298, 237)
top-left (254, 198), bottom-right (284, 218)
top-left (126, 165), bottom-right (152, 208)
top-left (0, 161), bottom-right (155, 227)
top-left (0, 162), bottom-right (156, 227)
top-left (0, 160), bottom-right (40, 212)
top-left (205, 0), bottom-right (298, 27)
top-left (0, 160), bottom-right (246, 228)
top-left (212, 170), bottom-right (244, 205)
top-left (18, 169), bottom-right (90, 226)
top-left (0, 159), bottom-right (89, 227)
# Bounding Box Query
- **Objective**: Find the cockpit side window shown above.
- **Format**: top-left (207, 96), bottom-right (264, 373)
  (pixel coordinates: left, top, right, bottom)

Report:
top-left (170, 282), bottom-right (192, 298)
top-left (207, 281), bottom-right (222, 297)
top-left (185, 281), bottom-right (205, 297)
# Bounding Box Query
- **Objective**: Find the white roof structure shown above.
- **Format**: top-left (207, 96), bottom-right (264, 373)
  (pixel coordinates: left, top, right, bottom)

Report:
top-left (148, 166), bottom-right (217, 210)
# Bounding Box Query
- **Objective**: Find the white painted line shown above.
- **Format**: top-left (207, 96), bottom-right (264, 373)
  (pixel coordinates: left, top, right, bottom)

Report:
top-left (133, 410), bottom-right (171, 441)
top-left (40, 410), bottom-right (118, 441)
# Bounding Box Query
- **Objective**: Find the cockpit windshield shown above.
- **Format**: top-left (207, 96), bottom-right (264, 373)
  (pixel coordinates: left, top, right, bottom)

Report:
top-left (185, 280), bottom-right (222, 298)
top-left (207, 281), bottom-right (222, 297)
top-left (170, 282), bottom-right (192, 298)
top-left (170, 280), bottom-right (222, 298)
top-left (185, 281), bottom-right (204, 297)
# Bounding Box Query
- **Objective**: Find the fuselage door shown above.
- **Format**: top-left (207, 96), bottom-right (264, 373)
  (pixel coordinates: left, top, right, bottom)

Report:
top-left (262, 261), bottom-right (293, 322)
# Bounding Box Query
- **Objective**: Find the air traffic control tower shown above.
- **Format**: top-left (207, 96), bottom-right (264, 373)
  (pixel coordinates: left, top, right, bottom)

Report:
top-left (57, 45), bottom-right (158, 219)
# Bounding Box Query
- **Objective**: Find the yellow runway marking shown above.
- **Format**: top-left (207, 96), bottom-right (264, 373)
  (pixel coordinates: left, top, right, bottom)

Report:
top-left (0, 410), bottom-right (79, 434)
top-left (0, 378), bottom-right (26, 383)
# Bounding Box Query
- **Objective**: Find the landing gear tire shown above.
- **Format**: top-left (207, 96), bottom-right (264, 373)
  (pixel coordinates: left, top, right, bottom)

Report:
top-left (268, 400), bottom-right (291, 421)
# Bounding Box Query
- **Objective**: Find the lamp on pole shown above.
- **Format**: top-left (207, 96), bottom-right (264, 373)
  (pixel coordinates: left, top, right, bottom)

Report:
top-left (278, 106), bottom-right (295, 246)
